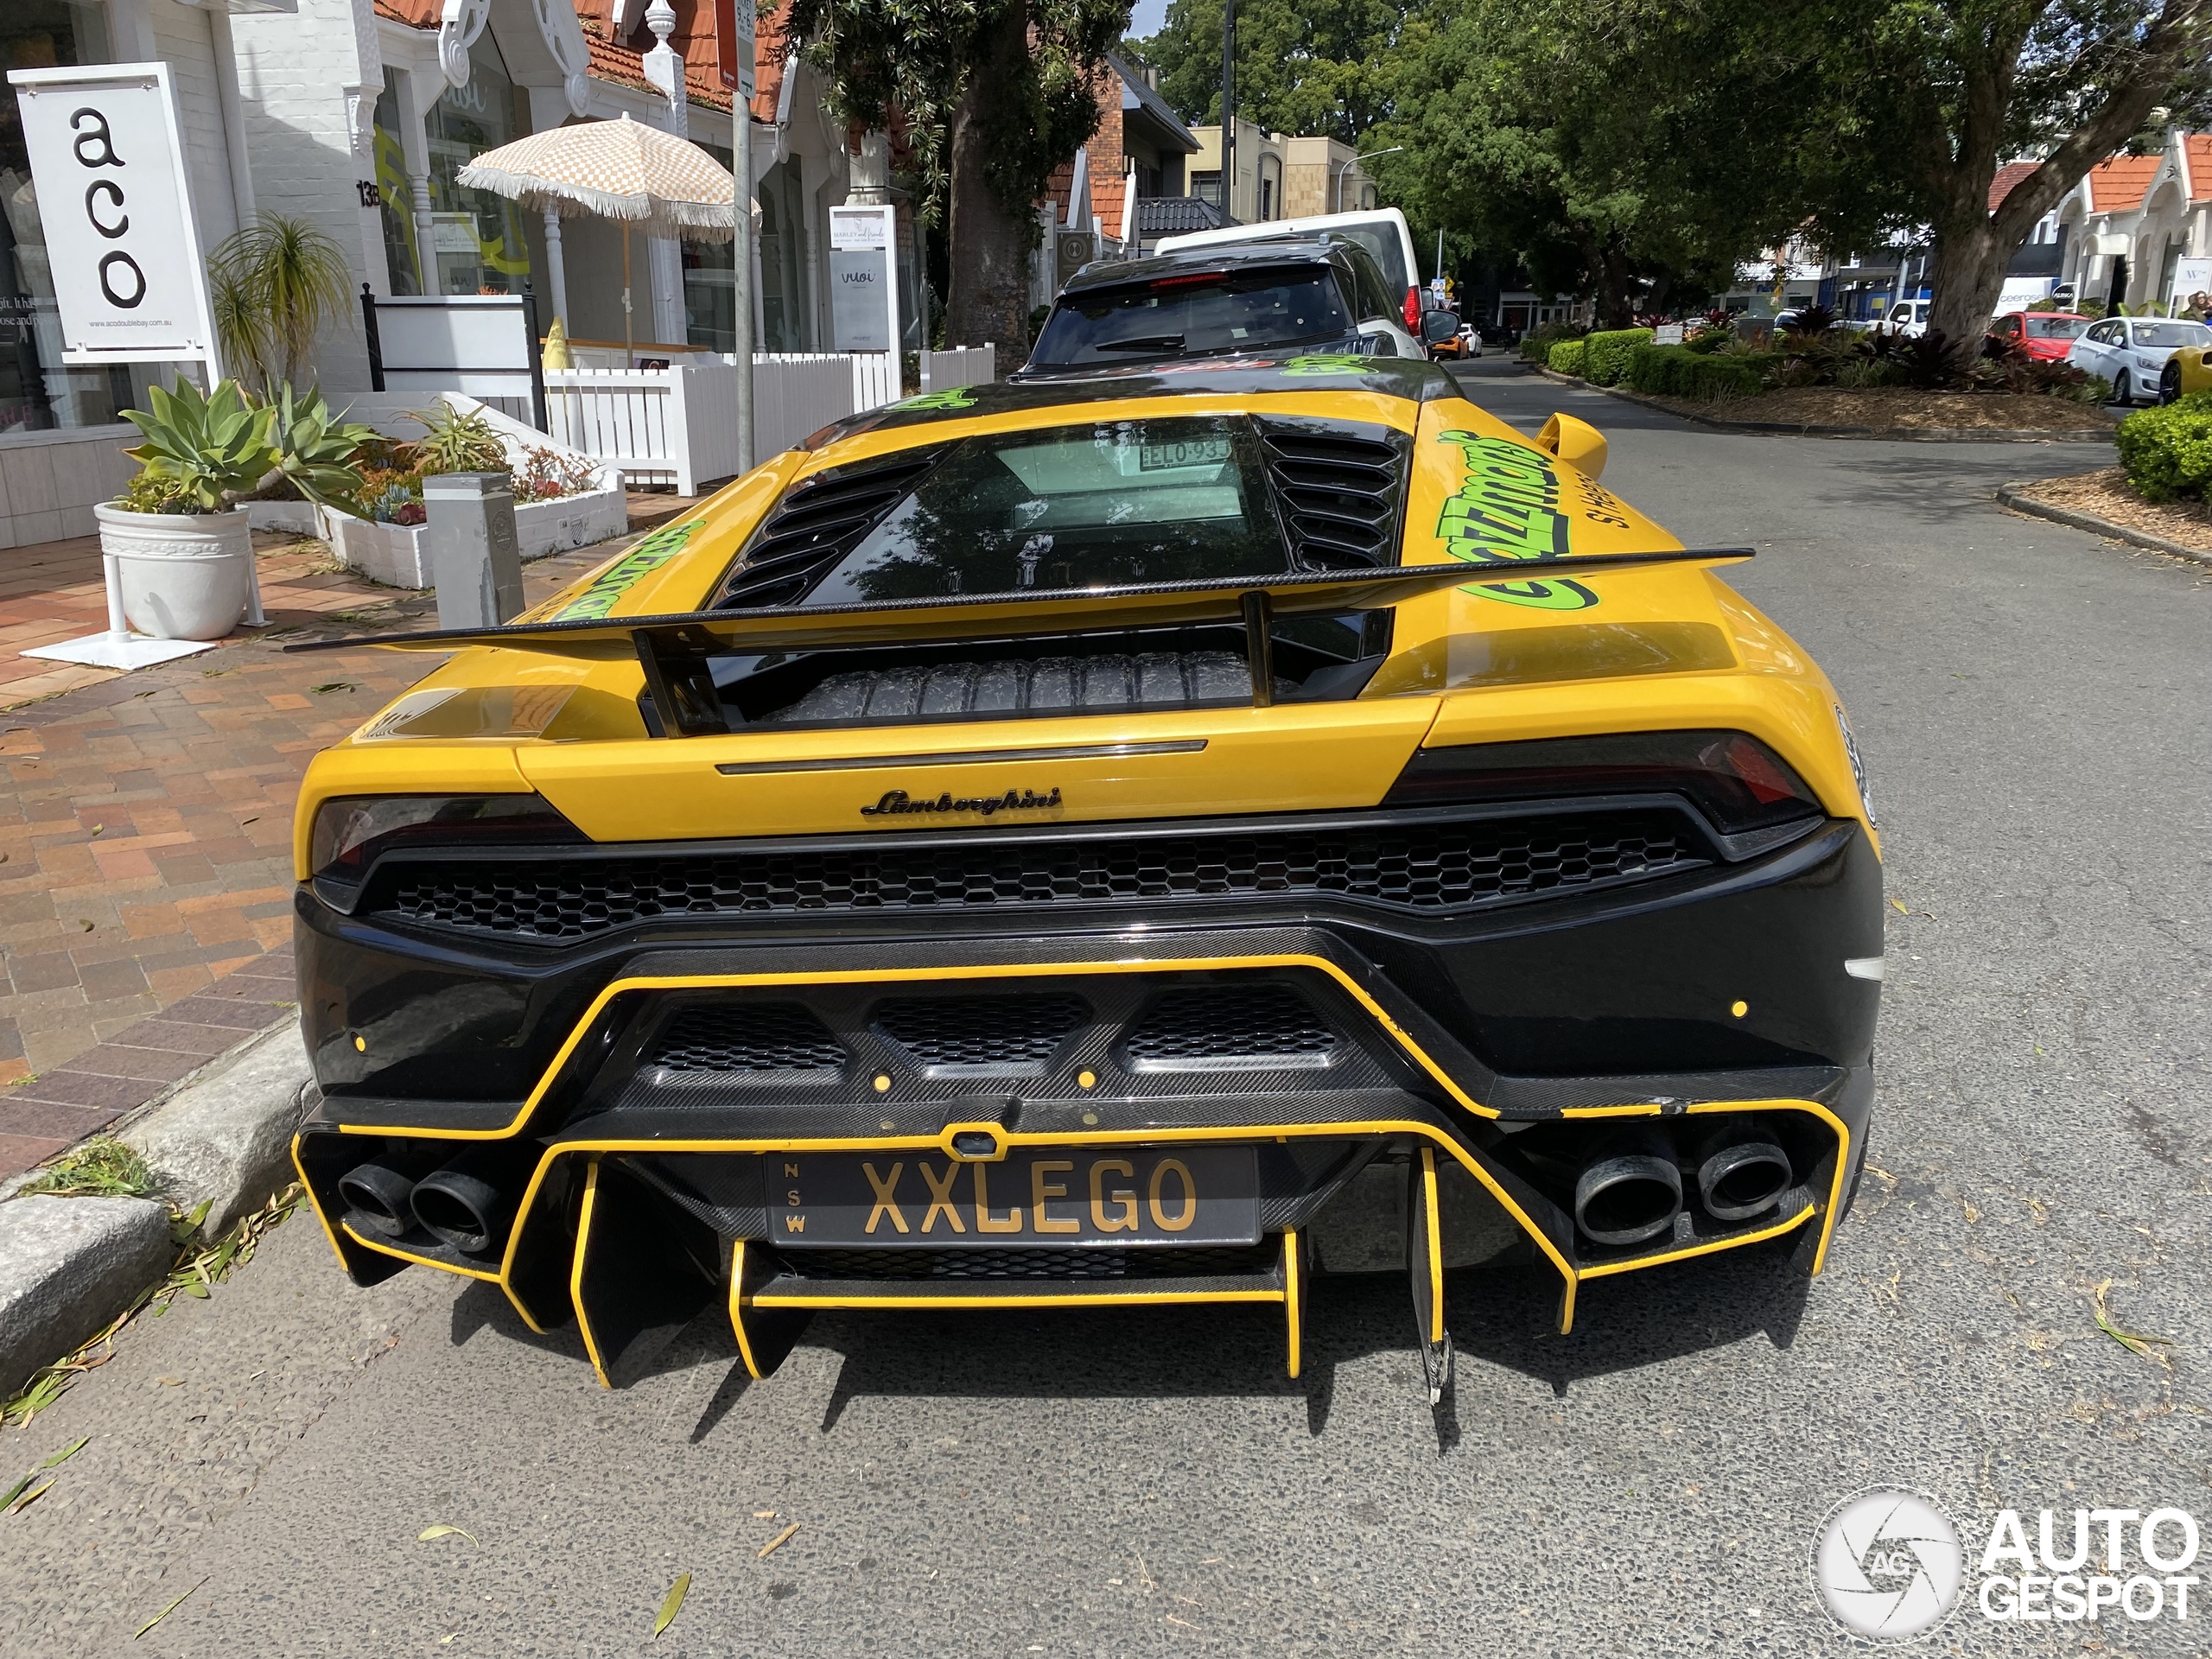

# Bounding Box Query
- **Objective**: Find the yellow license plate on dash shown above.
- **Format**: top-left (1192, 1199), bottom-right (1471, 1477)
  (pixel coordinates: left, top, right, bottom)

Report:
top-left (766, 1147), bottom-right (1260, 1247)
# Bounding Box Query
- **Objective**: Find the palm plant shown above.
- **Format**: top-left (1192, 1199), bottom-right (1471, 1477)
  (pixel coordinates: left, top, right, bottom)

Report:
top-left (207, 214), bottom-right (354, 393)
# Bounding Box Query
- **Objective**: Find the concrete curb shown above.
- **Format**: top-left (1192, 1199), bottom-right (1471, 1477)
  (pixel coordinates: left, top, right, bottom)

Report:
top-left (1529, 367), bottom-right (2117, 443)
top-left (0, 1015), bottom-right (315, 1398)
top-left (1995, 484), bottom-right (2212, 567)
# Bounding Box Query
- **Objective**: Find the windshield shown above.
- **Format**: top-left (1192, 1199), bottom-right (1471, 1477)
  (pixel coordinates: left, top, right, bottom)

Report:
top-left (2025, 315), bottom-right (2088, 339)
top-left (798, 417), bottom-right (1290, 604)
top-left (2132, 321), bottom-right (2212, 349)
top-left (1030, 268), bottom-right (1353, 365)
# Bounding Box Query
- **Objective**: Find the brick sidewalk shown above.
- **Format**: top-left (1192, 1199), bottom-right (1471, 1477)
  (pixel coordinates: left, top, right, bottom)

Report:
top-left (0, 531), bottom-right (646, 1179)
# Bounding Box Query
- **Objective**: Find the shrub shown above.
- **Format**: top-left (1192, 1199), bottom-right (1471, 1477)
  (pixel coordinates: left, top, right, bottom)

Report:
top-left (1548, 337), bottom-right (1589, 377)
top-left (1581, 327), bottom-right (1656, 386)
top-left (1521, 321), bottom-right (1586, 363)
top-left (1624, 343), bottom-right (1768, 400)
top-left (2113, 391), bottom-right (2212, 503)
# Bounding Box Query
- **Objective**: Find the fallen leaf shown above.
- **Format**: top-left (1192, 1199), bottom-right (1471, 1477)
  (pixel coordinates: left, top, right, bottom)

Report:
top-left (2092, 1281), bottom-right (2174, 1369)
top-left (310, 682), bottom-right (360, 695)
top-left (9, 1478), bottom-right (54, 1514)
top-left (134, 1577), bottom-right (206, 1638)
top-left (752, 1510), bottom-right (776, 1519)
top-left (1889, 898), bottom-right (1907, 913)
top-left (89, 824), bottom-right (102, 837)
top-left (156, 1377), bottom-right (182, 1387)
top-left (758, 1522), bottom-right (799, 1559)
top-left (653, 1573), bottom-right (690, 1637)
top-left (419, 1524), bottom-right (480, 1546)
top-left (0, 1472), bottom-right (36, 1510)
top-left (78, 920), bottom-right (93, 932)
top-left (40, 1437), bottom-right (89, 1470)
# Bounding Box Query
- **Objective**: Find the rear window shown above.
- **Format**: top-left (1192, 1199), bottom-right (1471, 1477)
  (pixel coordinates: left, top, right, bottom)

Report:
top-left (1330, 225), bottom-right (1409, 296)
top-left (796, 417), bottom-right (1289, 605)
top-left (2131, 321), bottom-right (2212, 349)
top-left (2024, 315), bottom-right (2088, 340)
top-left (1030, 268), bottom-right (1353, 365)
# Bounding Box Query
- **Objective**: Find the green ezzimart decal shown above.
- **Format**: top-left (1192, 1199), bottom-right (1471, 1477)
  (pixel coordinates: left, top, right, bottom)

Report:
top-left (1433, 429), bottom-right (1599, 611)
top-left (551, 518), bottom-right (703, 620)
top-left (1280, 353), bottom-right (1375, 376)
top-left (889, 386), bottom-right (979, 413)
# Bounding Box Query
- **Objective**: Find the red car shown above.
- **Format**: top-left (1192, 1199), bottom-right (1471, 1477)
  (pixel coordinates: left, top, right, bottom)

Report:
top-left (1988, 310), bottom-right (2091, 361)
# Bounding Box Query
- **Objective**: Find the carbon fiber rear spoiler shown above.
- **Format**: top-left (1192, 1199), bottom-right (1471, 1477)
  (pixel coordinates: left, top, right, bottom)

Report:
top-left (285, 549), bottom-right (1751, 734)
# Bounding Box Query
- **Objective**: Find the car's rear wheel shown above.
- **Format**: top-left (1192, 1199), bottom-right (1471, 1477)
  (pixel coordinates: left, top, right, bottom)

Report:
top-left (2113, 369), bottom-right (2133, 407)
top-left (2161, 360), bottom-right (2183, 404)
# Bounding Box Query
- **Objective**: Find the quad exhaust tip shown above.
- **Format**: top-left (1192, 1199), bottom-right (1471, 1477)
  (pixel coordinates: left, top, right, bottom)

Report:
top-left (411, 1153), bottom-right (518, 1257)
top-left (336, 1160), bottom-right (418, 1239)
top-left (1573, 1131), bottom-right (1682, 1247)
top-left (1694, 1124), bottom-right (1793, 1222)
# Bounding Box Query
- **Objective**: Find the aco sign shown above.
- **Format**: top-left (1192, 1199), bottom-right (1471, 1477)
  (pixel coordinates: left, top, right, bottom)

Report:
top-left (6, 63), bottom-right (221, 369)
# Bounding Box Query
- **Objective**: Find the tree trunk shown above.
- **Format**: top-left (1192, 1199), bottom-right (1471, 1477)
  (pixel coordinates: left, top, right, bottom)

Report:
top-left (1925, 213), bottom-right (2009, 359)
top-left (943, 3), bottom-right (1037, 364)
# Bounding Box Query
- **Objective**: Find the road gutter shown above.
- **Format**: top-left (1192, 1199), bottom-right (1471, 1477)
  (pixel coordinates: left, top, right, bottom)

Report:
top-left (1995, 483), bottom-right (2212, 567)
top-left (1526, 366), bottom-right (2117, 442)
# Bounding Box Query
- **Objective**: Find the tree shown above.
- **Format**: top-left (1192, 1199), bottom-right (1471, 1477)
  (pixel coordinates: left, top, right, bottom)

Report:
top-left (1134, 0), bottom-right (1406, 144)
top-left (777, 0), bottom-right (1129, 352)
top-left (1798, 0), bottom-right (2211, 352)
top-left (1378, 0), bottom-right (1821, 325)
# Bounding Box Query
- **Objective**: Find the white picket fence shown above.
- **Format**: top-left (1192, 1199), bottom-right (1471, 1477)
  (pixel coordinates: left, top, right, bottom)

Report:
top-left (537, 346), bottom-right (999, 493)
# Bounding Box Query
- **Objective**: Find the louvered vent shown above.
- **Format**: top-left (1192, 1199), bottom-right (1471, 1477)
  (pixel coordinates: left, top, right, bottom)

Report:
top-left (875, 993), bottom-right (1089, 1071)
top-left (1258, 424), bottom-right (1405, 569)
top-left (651, 1004), bottom-right (846, 1073)
top-left (718, 454), bottom-right (936, 607)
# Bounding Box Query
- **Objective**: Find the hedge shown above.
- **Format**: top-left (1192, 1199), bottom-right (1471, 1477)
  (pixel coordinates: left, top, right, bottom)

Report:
top-left (1624, 343), bottom-right (1771, 400)
top-left (1548, 338), bottom-right (1589, 377)
top-left (1580, 327), bottom-right (1655, 386)
top-left (2113, 391), bottom-right (2212, 503)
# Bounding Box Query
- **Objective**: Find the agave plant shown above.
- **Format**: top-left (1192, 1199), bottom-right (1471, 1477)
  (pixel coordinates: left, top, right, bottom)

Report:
top-left (261, 384), bottom-right (378, 507)
top-left (119, 378), bottom-right (280, 515)
top-left (408, 400), bottom-right (509, 477)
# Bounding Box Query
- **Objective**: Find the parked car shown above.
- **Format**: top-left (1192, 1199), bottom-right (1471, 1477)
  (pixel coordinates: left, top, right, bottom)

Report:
top-left (1987, 311), bottom-right (2091, 362)
top-left (1158, 207), bottom-right (1426, 334)
top-left (284, 353), bottom-right (1882, 1396)
top-left (2067, 316), bottom-right (2212, 405)
top-left (1424, 311), bottom-right (1475, 359)
top-left (1885, 299), bottom-right (1932, 336)
top-left (1019, 240), bottom-right (1424, 376)
top-left (2160, 343), bottom-right (2211, 403)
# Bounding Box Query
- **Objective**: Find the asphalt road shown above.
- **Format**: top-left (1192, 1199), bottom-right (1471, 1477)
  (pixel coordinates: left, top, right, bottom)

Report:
top-left (7, 363), bottom-right (2209, 1658)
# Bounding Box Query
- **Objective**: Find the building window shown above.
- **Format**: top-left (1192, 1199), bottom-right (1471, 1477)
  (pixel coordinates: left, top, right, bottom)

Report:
top-left (1132, 161), bottom-right (1161, 200)
top-left (0, 1), bottom-right (136, 433)
top-left (372, 69), bottom-right (421, 296)
top-left (424, 31), bottom-right (531, 296)
top-left (755, 156), bottom-right (810, 353)
top-left (683, 140), bottom-right (737, 353)
top-left (1259, 174), bottom-right (1274, 220)
top-left (1192, 170), bottom-right (1222, 208)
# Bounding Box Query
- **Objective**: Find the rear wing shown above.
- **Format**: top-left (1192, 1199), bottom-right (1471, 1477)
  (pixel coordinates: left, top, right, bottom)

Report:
top-left (287, 549), bottom-right (1750, 735)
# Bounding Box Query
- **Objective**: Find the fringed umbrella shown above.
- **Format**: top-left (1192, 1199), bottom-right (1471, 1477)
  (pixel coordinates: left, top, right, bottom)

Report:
top-left (457, 113), bottom-right (734, 365)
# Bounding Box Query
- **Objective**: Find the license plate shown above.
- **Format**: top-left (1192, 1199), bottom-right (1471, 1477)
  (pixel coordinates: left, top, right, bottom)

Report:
top-left (1138, 435), bottom-right (1231, 471)
top-left (764, 1147), bottom-right (1259, 1248)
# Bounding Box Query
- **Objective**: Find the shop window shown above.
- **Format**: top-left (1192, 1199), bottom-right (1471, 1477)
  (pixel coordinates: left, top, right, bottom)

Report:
top-left (372, 69), bottom-right (421, 296)
top-left (424, 32), bottom-right (531, 296)
top-left (756, 156), bottom-right (810, 353)
top-left (683, 140), bottom-right (737, 353)
top-left (0, 2), bottom-right (136, 433)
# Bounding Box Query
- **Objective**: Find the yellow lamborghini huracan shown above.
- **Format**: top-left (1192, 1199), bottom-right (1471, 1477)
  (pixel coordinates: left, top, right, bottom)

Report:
top-left (288, 354), bottom-right (1882, 1400)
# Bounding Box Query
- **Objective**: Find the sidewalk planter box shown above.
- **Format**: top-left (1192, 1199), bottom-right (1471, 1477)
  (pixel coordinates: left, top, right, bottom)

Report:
top-left (93, 503), bottom-right (253, 639)
top-left (323, 482), bottom-right (627, 590)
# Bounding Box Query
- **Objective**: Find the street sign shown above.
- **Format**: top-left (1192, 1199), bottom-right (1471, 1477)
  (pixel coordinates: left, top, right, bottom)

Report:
top-left (7, 61), bottom-right (220, 370)
top-left (1653, 323), bottom-right (1685, 346)
top-left (1056, 230), bottom-right (1096, 289)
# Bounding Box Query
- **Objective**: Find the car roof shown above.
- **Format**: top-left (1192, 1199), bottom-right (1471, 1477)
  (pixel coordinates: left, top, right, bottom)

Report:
top-left (1058, 238), bottom-right (1355, 296)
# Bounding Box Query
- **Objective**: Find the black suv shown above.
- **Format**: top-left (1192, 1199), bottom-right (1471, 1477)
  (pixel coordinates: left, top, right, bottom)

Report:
top-left (1018, 239), bottom-right (1426, 377)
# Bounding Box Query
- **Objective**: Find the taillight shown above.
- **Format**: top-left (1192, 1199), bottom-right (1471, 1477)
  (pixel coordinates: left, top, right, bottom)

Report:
top-left (1382, 731), bottom-right (1825, 836)
top-left (1403, 286), bottom-right (1421, 329)
top-left (309, 794), bottom-right (584, 886)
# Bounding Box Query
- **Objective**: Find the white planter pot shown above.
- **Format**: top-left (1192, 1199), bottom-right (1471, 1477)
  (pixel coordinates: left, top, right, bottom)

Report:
top-left (93, 503), bottom-right (252, 640)
top-left (321, 484), bottom-right (629, 591)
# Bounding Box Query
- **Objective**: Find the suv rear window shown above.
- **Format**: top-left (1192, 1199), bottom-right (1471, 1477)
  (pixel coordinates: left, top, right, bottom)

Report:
top-left (1029, 267), bottom-right (1353, 365)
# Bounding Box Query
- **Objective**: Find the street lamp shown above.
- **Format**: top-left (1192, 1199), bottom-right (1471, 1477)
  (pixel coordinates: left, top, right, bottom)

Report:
top-left (1332, 144), bottom-right (1402, 213)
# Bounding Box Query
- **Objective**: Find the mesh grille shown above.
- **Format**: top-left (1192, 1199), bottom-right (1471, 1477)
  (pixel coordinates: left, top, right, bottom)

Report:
top-left (652, 1004), bottom-right (846, 1073)
top-left (1259, 424), bottom-right (1402, 569)
top-left (374, 811), bottom-right (1701, 943)
top-left (775, 1244), bottom-right (1278, 1281)
top-left (875, 993), bottom-right (1088, 1068)
top-left (1125, 985), bottom-right (1336, 1065)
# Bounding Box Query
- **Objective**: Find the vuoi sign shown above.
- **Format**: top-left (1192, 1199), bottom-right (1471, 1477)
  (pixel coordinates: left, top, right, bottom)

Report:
top-left (7, 62), bottom-right (222, 370)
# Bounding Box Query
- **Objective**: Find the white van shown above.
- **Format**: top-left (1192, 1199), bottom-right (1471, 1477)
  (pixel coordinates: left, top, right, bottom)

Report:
top-left (1157, 207), bottom-right (1425, 330)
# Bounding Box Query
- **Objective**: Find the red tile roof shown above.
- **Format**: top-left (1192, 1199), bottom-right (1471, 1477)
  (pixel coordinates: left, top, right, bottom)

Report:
top-left (2085, 154), bottom-right (2160, 213)
top-left (2186, 134), bottom-right (2212, 201)
top-left (1988, 161), bottom-right (2039, 212)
